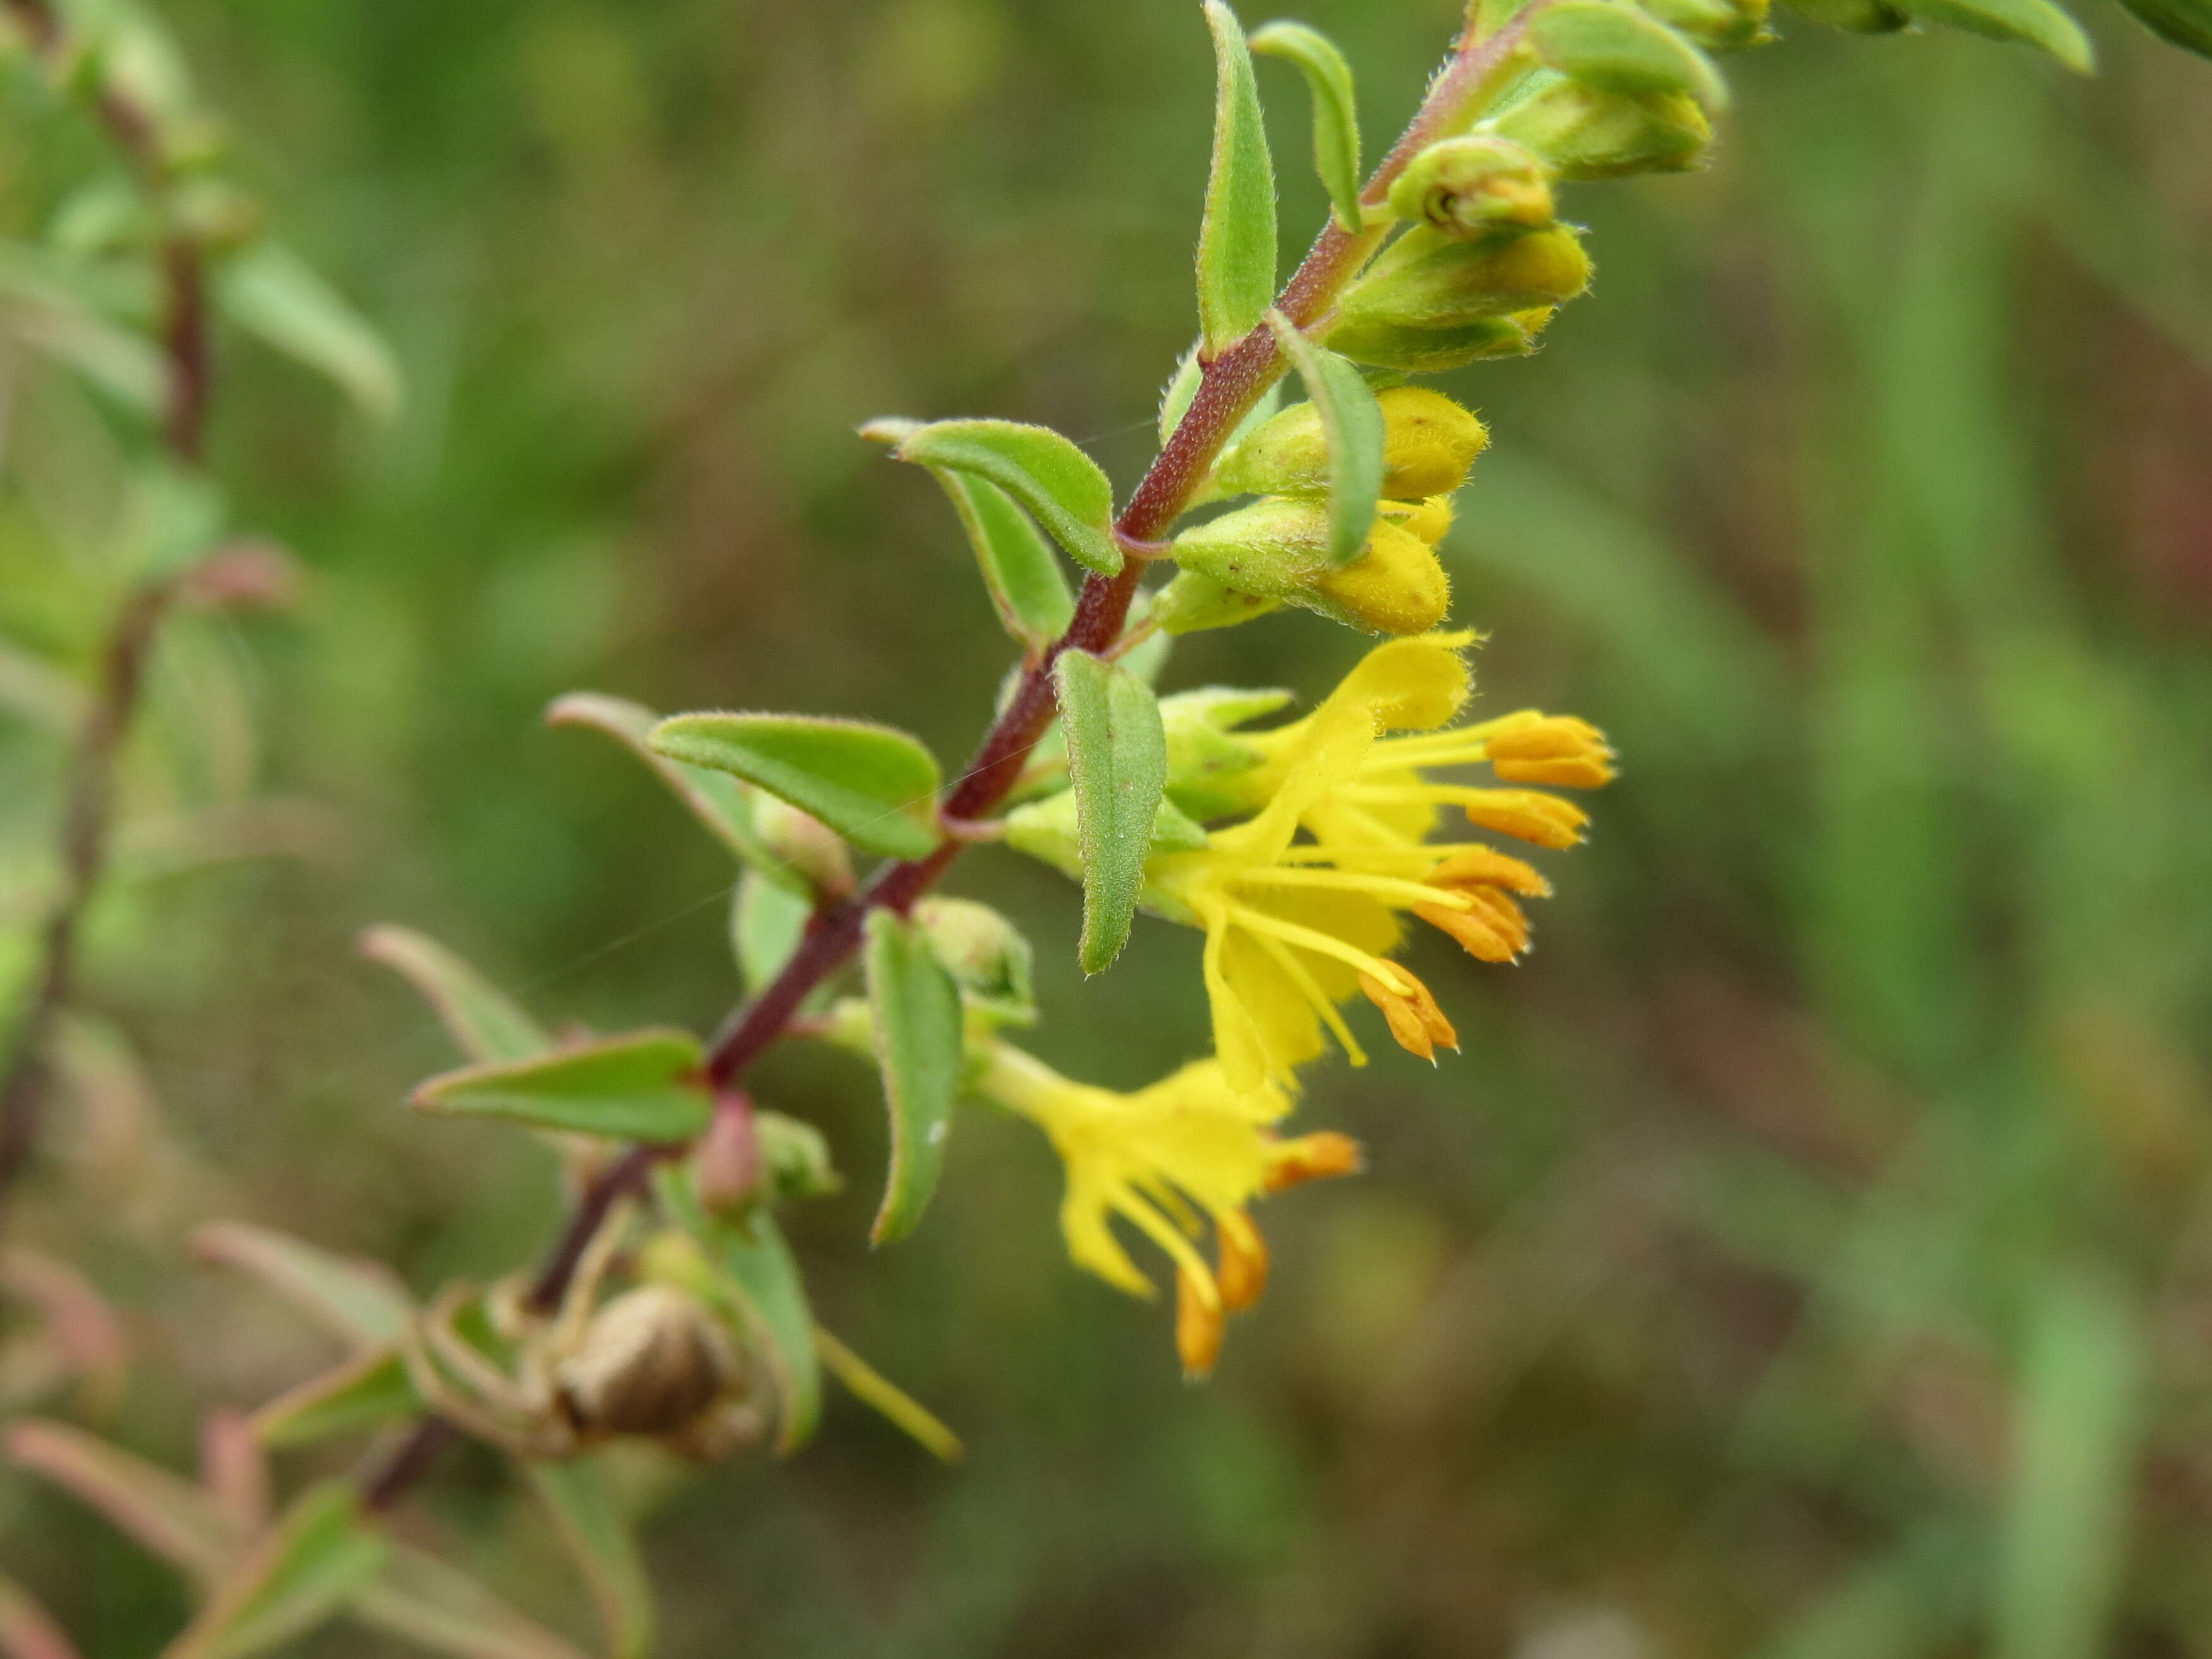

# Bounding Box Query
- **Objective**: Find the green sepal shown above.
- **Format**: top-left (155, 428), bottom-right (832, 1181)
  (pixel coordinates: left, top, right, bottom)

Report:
top-left (929, 469), bottom-right (1076, 650)
top-left (1152, 568), bottom-right (1285, 634)
top-left (410, 1030), bottom-right (710, 1143)
top-left (1527, 1), bottom-right (1730, 110)
top-left (1251, 21), bottom-right (1363, 231)
top-left (1890, 0), bottom-right (2095, 67)
top-left (1053, 650), bottom-right (1171, 975)
top-left (166, 1483), bottom-right (387, 1659)
top-left (912, 896), bottom-right (1038, 1027)
top-left (1162, 685), bottom-right (1292, 818)
top-left (861, 909), bottom-right (966, 1244)
top-left (1198, 1), bottom-right (1279, 356)
top-left (250, 1349), bottom-right (419, 1448)
top-left (356, 925), bottom-right (550, 1065)
top-left (648, 712), bottom-right (942, 862)
top-left (1265, 312), bottom-right (1385, 566)
top-left (871, 418), bottom-right (1121, 576)
top-left (523, 1460), bottom-right (655, 1659)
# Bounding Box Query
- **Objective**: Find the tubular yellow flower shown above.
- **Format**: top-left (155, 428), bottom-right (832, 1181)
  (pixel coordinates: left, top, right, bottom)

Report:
top-left (975, 1044), bottom-right (1357, 1376)
top-left (1146, 633), bottom-right (1614, 1093)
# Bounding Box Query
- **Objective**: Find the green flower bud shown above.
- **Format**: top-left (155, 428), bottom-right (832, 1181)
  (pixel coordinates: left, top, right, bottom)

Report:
top-left (1325, 308), bottom-right (1551, 374)
top-left (911, 896), bottom-right (1035, 1026)
top-left (1216, 387), bottom-right (1491, 502)
top-left (757, 1109), bottom-right (841, 1202)
top-left (752, 796), bottom-right (853, 903)
top-left (1480, 82), bottom-right (1711, 180)
top-left (1332, 225), bottom-right (1591, 341)
top-left (1641, 0), bottom-right (1775, 48)
top-left (1386, 136), bottom-right (1557, 237)
top-left (1171, 498), bottom-right (1452, 637)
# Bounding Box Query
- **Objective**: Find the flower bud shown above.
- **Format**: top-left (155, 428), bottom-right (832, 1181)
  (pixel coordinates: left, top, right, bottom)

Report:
top-left (1386, 136), bottom-right (1556, 237)
top-left (1336, 226), bottom-right (1591, 337)
top-left (1306, 521), bottom-right (1451, 636)
top-left (691, 1094), bottom-right (762, 1216)
top-left (1170, 497), bottom-right (1452, 637)
top-left (1385, 495), bottom-right (1455, 546)
top-left (1481, 83), bottom-right (1711, 181)
top-left (1639, 0), bottom-right (1773, 47)
top-left (1216, 387), bottom-right (1490, 502)
top-left (752, 796), bottom-right (853, 903)
top-left (1325, 308), bottom-right (1550, 374)
top-left (913, 896), bottom-right (1035, 1024)
top-left (757, 1110), bottom-right (842, 1201)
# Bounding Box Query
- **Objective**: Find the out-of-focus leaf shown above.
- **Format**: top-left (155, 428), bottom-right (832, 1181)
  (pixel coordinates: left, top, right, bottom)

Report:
top-left (197, 1411), bottom-right (269, 1540)
top-left (251, 1349), bottom-right (419, 1448)
top-left (1265, 312), bottom-right (1384, 566)
top-left (1993, 1275), bottom-right (2142, 1659)
top-left (0, 642), bottom-right (83, 735)
top-left (545, 692), bottom-right (787, 878)
top-left (213, 242), bottom-right (401, 423)
top-left (411, 1030), bottom-right (709, 1143)
top-left (0, 248), bottom-right (166, 415)
top-left (871, 417), bottom-right (1122, 576)
top-left (0, 1572), bottom-right (85, 1659)
top-left (814, 1326), bottom-right (963, 1462)
top-left (930, 470), bottom-right (1076, 650)
top-left (1528, 1), bottom-right (1730, 109)
top-left (2113, 0), bottom-right (2212, 56)
top-left (164, 1483), bottom-right (386, 1659)
top-left (523, 1461), bottom-right (653, 1659)
top-left (861, 909), bottom-right (965, 1246)
top-left (190, 1223), bottom-right (413, 1351)
top-left (0, 1248), bottom-right (127, 1416)
top-left (1251, 21), bottom-right (1361, 230)
top-left (648, 712), bottom-right (942, 861)
top-left (357, 927), bottom-right (550, 1066)
top-left (656, 1169), bottom-right (821, 1452)
top-left (731, 868), bottom-right (811, 994)
top-left (351, 1544), bottom-right (595, 1659)
top-left (1052, 650), bottom-right (1169, 975)
top-left (1893, 0), bottom-right (2095, 66)
top-left (1198, 2), bottom-right (1278, 355)
top-left (4, 1420), bottom-right (240, 1584)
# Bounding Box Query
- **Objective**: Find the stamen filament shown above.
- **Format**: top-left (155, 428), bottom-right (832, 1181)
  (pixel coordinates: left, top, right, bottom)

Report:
top-left (1251, 928), bottom-right (1370, 1066)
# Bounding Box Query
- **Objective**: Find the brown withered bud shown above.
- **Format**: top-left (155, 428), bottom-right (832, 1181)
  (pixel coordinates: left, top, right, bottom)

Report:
top-left (552, 1284), bottom-right (744, 1442)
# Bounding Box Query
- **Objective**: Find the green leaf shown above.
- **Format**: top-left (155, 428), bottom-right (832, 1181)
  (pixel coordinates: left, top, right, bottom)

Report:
top-left (1891, 0), bottom-right (2096, 66)
top-left (930, 470), bottom-right (1076, 649)
top-left (1158, 347), bottom-right (1205, 446)
top-left (1198, 2), bottom-right (1279, 355)
top-left (1265, 312), bottom-right (1385, 566)
top-left (731, 868), bottom-right (812, 994)
top-left (813, 1326), bottom-right (963, 1463)
top-left (351, 1545), bottom-right (595, 1659)
top-left (0, 1572), bottom-right (83, 1659)
top-left (1527, 1), bottom-right (1730, 109)
top-left (521, 1462), bottom-right (654, 1659)
top-left (357, 927), bottom-right (550, 1066)
top-left (0, 245), bottom-right (167, 415)
top-left (655, 1170), bottom-right (822, 1452)
top-left (411, 1030), bottom-right (709, 1143)
top-left (1053, 650), bottom-right (1170, 975)
top-left (5, 1419), bottom-right (242, 1584)
top-left (190, 1223), bottom-right (413, 1351)
top-left (882, 419), bottom-right (1121, 577)
top-left (164, 1483), bottom-right (387, 1659)
top-left (213, 243), bottom-right (401, 424)
top-left (648, 713), bottom-right (942, 862)
top-left (2114, 0), bottom-right (2212, 56)
top-left (1251, 22), bottom-right (1363, 231)
top-left (545, 692), bottom-right (787, 878)
top-left (251, 1349), bottom-right (420, 1449)
top-left (862, 909), bottom-right (966, 1246)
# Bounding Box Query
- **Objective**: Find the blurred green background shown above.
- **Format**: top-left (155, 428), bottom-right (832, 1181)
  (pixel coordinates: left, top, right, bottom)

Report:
top-left (5, 0), bottom-right (2212, 1653)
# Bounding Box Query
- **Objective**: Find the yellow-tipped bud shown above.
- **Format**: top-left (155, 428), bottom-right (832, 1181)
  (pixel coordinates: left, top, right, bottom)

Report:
top-left (1384, 494), bottom-right (1455, 546)
top-left (1481, 85), bottom-right (1711, 181)
top-left (1387, 135), bottom-right (1557, 237)
top-left (1215, 387), bottom-right (1490, 502)
top-left (1641, 0), bottom-right (1773, 47)
top-left (1169, 498), bottom-right (1450, 636)
top-left (1308, 522), bottom-right (1452, 636)
top-left (1334, 224), bottom-right (1592, 336)
top-left (1325, 310), bottom-right (1544, 374)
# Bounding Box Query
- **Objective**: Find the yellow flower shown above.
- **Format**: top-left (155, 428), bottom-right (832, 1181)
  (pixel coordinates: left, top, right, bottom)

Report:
top-left (977, 1043), bottom-right (1359, 1376)
top-left (1148, 632), bottom-right (1614, 1093)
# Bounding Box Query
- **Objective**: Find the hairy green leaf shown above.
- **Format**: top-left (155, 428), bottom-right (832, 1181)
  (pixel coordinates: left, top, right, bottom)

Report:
top-left (411, 1030), bottom-right (709, 1143)
top-left (648, 713), bottom-right (942, 861)
top-left (5, 1419), bottom-right (241, 1584)
top-left (164, 1483), bottom-right (386, 1659)
top-left (1251, 21), bottom-right (1362, 230)
top-left (1528, 1), bottom-right (1730, 109)
top-left (1265, 312), bottom-right (1385, 566)
top-left (1054, 650), bottom-right (1170, 974)
top-left (357, 927), bottom-right (550, 1066)
top-left (930, 470), bottom-right (1076, 649)
top-left (351, 1545), bottom-right (595, 1659)
top-left (880, 418), bottom-right (1121, 576)
top-left (214, 243), bottom-right (401, 423)
top-left (522, 1462), bottom-right (653, 1659)
top-left (862, 909), bottom-right (966, 1246)
top-left (1892, 0), bottom-right (2095, 67)
top-left (545, 692), bottom-right (787, 878)
top-left (1198, 3), bottom-right (1279, 355)
top-left (251, 1349), bottom-right (419, 1449)
top-left (190, 1223), bottom-right (413, 1351)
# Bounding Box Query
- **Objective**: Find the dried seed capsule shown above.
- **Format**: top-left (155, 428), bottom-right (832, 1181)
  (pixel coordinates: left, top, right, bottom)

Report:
top-left (1481, 82), bottom-right (1711, 179)
top-left (1386, 136), bottom-right (1557, 237)
top-left (1215, 386), bottom-right (1490, 501)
